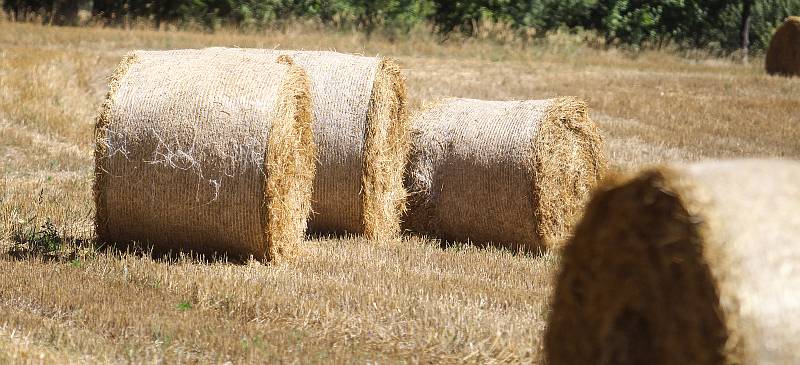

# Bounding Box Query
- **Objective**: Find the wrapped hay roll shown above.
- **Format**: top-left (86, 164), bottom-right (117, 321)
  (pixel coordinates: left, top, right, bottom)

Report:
top-left (766, 16), bottom-right (800, 76)
top-left (286, 51), bottom-right (408, 240)
top-left (94, 49), bottom-right (315, 262)
top-left (404, 97), bottom-right (606, 252)
top-left (545, 159), bottom-right (800, 365)
top-left (209, 48), bottom-right (409, 240)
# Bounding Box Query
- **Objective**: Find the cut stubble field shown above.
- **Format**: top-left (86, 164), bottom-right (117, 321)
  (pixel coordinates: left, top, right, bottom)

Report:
top-left (0, 21), bottom-right (799, 363)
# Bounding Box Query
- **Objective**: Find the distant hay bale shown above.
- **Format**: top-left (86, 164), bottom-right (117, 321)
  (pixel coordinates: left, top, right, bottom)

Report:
top-left (209, 48), bottom-right (409, 241)
top-left (766, 16), bottom-right (800, 76)
top-left (94, 49), bottom-right (315, 262)
top-left (545, 159), bottom-right (800, 365)
top-left (404, 97), bottom-right (606, 252)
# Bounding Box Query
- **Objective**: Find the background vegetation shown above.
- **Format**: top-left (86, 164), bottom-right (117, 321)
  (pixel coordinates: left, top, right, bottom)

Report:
top-left (3, 0), bottom-right (800, 53)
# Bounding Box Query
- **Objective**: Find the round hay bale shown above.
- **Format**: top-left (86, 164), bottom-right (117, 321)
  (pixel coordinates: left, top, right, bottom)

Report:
top-left (766, 16), bottom-right (800, 76)
top-left (545, 159), bottom-right (800, 365)
top-left (94, 49), bottom-right (315, 262)
top-left (404, 97), bottom-right (606, 252)
top-left (207, 48), bottom-right (409, 241)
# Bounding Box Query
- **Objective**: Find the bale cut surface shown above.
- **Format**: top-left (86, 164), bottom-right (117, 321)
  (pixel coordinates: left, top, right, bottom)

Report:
top-left (209, 48), bottom-right (409, 241)
top-left (546, 159), bottom-right (800, 365)
top-left (94, 49), bottom-right (315, 262)
top-left (404, 97), bottom-right (606, 252)
top-left (766, 16), bottom-right (800, 76)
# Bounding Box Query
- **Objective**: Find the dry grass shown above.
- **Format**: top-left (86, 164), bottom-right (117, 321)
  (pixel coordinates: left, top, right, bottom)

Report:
top-left (0, 21), bottom-right (799, 363)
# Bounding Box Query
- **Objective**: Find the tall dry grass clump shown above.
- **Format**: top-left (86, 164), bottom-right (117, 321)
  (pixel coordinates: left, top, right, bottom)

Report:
top-left (546, 159), bottom-right (800, 365)
top-left (404, 97), bottom-right (606, 252)
top-left (94, 49), bottom-right (315, 262)
top-left (209, 48), bottom-right (409, 241)
top-left (766, 16), bottom-right (800, 76)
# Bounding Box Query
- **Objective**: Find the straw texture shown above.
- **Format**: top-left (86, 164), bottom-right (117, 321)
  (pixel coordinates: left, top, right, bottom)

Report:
top-left (766, 16), bottom-right (800, 77)
top-left (404, 97), bottom-right (606, 252)
top-left (94, 49), bottom-right (315, 262)
top-left (208, 48), bottom-right (409, 240)
top-left (546, 159), bottom-right (800, 365)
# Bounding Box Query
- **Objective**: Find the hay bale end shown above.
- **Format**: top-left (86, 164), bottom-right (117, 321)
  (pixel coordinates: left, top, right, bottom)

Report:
top-left (545, 159), bottom-right (800, 365)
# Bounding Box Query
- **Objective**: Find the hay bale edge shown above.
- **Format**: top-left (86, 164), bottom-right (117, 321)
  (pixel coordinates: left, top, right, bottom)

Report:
top-left (265, 63), bottom-right (316, 262)
top-left (93, 52), bottom-right (140, 245)
top-left (361, 58), bottom-right (410, 242)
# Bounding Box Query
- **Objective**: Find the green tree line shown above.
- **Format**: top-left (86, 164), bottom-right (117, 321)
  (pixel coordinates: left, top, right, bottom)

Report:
top-left (3, 0), bottom-right (800, 52)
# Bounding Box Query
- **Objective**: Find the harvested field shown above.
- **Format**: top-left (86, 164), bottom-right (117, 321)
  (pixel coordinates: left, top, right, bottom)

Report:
top-left (1, 22), bottom-right (799, 363)
top-left (546, 159), bottom-right (800, 365)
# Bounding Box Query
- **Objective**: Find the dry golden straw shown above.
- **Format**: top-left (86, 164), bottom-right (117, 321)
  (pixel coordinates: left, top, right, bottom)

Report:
top-left (546, 159), bottom-right (800, 365)
top-left (94, 49), bottom-right (315, 262)
top-left (766, 16), bottom-right (800, 77)
top-left (404, 97), bottom-right (606, 252)
top-left (207, 48), bottom-right (409, 241)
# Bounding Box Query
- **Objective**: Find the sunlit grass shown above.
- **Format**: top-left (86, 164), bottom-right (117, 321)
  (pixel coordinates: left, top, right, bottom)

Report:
top-left (0, 21), bottom-right (798, 363)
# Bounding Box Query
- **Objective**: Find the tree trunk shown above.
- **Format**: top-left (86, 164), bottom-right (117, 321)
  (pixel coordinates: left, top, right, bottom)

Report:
top-left (123, 0), bottom-right (129, 30)
top-left (49, 0), bottom-right (58, 26)
top-left (740, 0), bottom-right (753, 64)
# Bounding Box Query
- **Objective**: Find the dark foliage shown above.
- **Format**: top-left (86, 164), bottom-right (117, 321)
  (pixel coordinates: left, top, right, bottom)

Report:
top-left (3, 0), bottom-right (800, 52)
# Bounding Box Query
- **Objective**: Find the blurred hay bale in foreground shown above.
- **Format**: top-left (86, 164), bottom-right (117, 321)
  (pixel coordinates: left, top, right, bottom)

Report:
top-left (404, 97), bottom-right (606, 252)
top-left (94, 49), bottom-right (315, 262)
top-left (546, 159), bottom-right (800, 365)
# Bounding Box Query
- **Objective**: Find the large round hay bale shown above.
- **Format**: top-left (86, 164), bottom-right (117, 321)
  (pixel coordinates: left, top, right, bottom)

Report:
top-left (207, 48), bottom-right (409, 241)
top-left (545, 159), bottom-right (800, 365)
top-left (404, 97), bottom-right (606, 252)
top-left (94, 49), bottom-right (315, 262)
top-left (287, 51), bottom-right (408, 241)
top-left (766, 16), bottom-right (800, 76)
